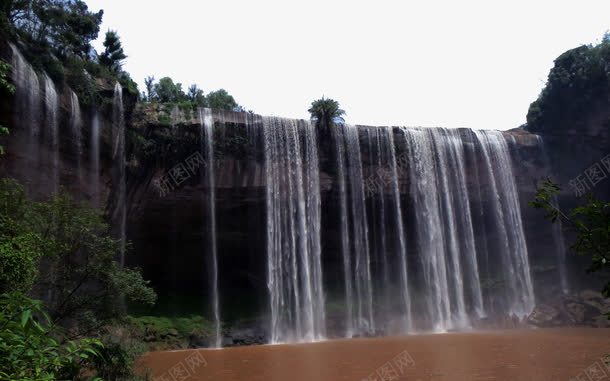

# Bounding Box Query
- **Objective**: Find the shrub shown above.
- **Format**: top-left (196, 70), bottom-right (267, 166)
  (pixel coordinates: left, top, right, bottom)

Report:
top-left (0, 292), bottom-right (104, 381)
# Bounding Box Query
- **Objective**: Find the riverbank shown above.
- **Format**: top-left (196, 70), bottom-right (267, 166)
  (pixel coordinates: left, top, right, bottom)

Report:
top-left (136, 328), bottom-right (610, 380)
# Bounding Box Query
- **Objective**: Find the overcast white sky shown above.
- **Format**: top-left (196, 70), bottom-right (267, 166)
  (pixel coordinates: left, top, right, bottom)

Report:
top-left (86, 0), bottom-right (609, 130)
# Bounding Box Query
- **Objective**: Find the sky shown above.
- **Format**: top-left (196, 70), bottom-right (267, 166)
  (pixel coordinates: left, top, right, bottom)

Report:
top-left (86, 0), bottom-right (610, 130)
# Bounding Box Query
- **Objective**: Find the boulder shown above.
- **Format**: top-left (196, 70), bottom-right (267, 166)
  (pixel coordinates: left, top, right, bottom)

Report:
top-left (565, 303), bottom-right (586, 324)
top-left (592, 315), bottom-right (610, 328)
top-left (579, 290), bottom-right (604, 301)
top-left (528, 304), bottom-right (561, 327)
top-left (188, 332), bottom-right (208, 348)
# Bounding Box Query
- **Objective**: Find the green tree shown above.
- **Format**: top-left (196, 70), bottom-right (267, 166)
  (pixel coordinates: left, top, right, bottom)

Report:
top-left (308, 96), bottom-right (346, 128)
top-left (188, 84), bottom-right (207, 107)
top-left (52, 0), bottom-right (104, 57)
top-left (0, 179), bottom-right (156, 336)
top-left (531, 179), bottom-right (610, 297)
top-left (153, 76), bottom-right (186, 103)
top-left (207, 88), bottom-right (237, 110)
top-left (9, 0), bottom-right (103, 57)
top-left (0, 179), bottom-right (40, 292)
top-left (99, 30), bottom-right (127, 72)
top-left (0, 59), bottom-right (15, 156)
top-left (144, 75), bottom-right (155, 101)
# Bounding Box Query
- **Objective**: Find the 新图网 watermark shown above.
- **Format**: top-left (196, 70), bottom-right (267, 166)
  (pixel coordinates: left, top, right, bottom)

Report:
top-left (152, 351), bottom-right (208, 381)
top-left (360, 349), bottom-right (415, 381)
top-left (363, 153), bottom-right (409, 197)
top-left (569, 356), bottom-right (610, 381)
top-left (153, 152), bottom-right (207, 197)
top-left (569, 154), bottom-right (610, 197)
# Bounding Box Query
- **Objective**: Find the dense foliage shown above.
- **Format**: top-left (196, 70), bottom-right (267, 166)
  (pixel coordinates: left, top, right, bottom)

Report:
top-left (142, 75), bottom-right (246, 112)
top-left (2, 0), bottom-right (103, 58)
top-left (99, 30), bottom-right (126, 72)
top-left (0, 178), bottom-right (157, 379)
top-left (308, 96), bottom-right (345, 128)
top-left (0, 179), bottom-right (156, 332)
top-left (0, 0), bottom-right (139, 103)
top-left (0, 58), bottom-right (15, 155)
top-left (0, 292), bottom-right (104, 381)
top-left (531, 179), bottom-right (610, 297)
top-left (526, 33), bottom-right (610, 133)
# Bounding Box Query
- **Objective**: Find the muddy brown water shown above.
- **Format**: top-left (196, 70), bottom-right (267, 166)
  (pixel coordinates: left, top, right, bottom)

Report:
top-left (137, 328), bottom-right (610, 381)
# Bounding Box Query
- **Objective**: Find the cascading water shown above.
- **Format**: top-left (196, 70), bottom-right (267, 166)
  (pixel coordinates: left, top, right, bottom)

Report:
top-left (333, 126), bottom-right (355, 337)
top-left (264, 116), bottom-right (325, 343)
top-left (472, 130), bottom-right (535, 316)
top-left (6, 44), bottom-right (549, 345)
top-left (401, 128), bottom-right (459, 331)
top-left (200, 108), bottom-right (221, 348)
top-left (69, 90), bottom-right (83, 182)
top-left (363, 127), bottom-right (412, 333)
top-left (111, 84), bottom-right (126, 266)
top-left (10, 44), bottom-right (41, 171)
top-left (43, 74), bottom-right (59, 194)
top-left (335, 124), bottom-right (375, 336)
top-left (90, 111), bottom-right (101, 207)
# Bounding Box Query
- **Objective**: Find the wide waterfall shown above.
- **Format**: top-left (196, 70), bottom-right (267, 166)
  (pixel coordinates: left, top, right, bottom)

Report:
top-left (264, 117), bottom-right (326, 343)
top-left (218, 116), bottom-right (537, 341)
top-left (3, 43), bottom-right (569, 354)
top-left (200, 109), bottom-right (221, 348)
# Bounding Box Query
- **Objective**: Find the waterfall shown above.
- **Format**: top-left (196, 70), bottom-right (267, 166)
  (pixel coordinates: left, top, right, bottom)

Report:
top-left (333, 126), bottom-right (355, 337)
top-left (90, 111), bottom-right (101, 207)
top-left (472, 130), bottom-right (535, 317)
top-left (43, 74), bottom-right (59, 194)
top-left (10, 44), bottom-right (41, 171)
top-left (401, 128), bottom-right (455, 331)
top-left (335, 124), bottom-right (375, 336)
top-left (385, 128), bottom-right (412, 331)
top-left (112, 84), bottom-right (126, 266)
top-left (363, 127), bottom-right (412, 333)
top-left (535, 136), bottom-right (569, 294)
top-left (264, 116), bottom-right (325, 343)
top-left (69, 90), bottom-right (83, 182)
top-left (200, 109), bottom-right (221, 348)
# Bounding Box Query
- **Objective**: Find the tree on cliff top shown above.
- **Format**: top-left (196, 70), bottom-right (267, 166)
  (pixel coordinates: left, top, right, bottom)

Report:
top-left (99, 30), bottom-right (127, 72)
top-left (308, 97), bottom-right (346, 129)
top-left (207, 88), bottom-right (238, 111)
top-left (525, 33), bottom-right (610, 133)
top-left (3, 0), bottom-right (104, 58)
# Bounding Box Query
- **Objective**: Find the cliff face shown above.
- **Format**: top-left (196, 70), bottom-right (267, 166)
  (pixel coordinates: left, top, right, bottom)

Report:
top-left (2, 42), bottom-right (609, 325)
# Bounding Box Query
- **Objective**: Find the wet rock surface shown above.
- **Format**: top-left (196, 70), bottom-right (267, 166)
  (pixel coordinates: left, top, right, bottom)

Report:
top-left (528, 290), bottom-right (610, 327)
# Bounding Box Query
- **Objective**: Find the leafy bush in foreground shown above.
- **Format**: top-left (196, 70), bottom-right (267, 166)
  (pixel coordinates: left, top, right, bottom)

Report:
top-left (0, 292), bottom-right (103, 381)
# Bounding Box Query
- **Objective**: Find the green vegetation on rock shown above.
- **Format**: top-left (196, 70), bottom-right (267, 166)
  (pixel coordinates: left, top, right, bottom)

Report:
top-left (526, 33), bottom-right (610, 133)
top-left (143, 75), bottom-right (247, 115)
top-left (308, 96), bottom-right (345, 129)
top-left (0, 178), bottom-right (158, 379)
top-left (531, 179), bottom-right (610, 300)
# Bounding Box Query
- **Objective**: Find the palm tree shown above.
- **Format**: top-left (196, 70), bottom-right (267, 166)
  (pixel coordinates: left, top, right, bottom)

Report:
top-left (308, 97), bottom-right (345, 128)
